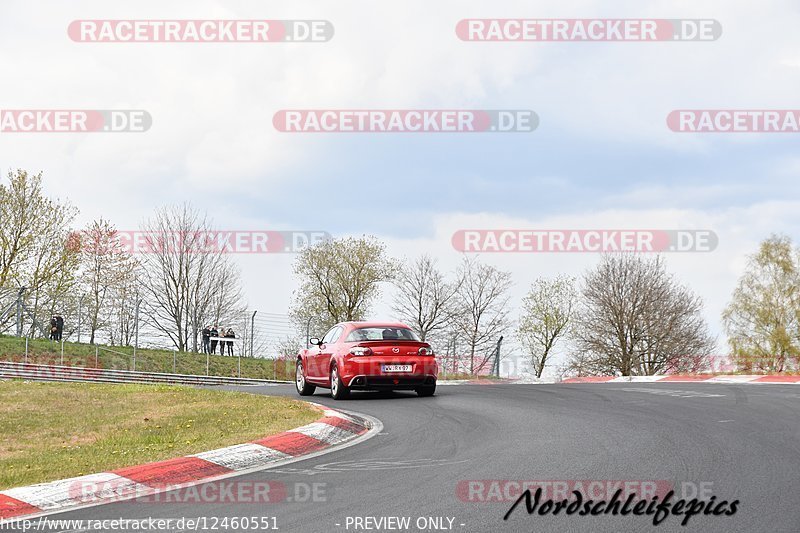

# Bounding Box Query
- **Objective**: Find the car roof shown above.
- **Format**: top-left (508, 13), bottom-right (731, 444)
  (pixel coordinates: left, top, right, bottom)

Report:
top-left (340, 321), bottom-right (411, 329)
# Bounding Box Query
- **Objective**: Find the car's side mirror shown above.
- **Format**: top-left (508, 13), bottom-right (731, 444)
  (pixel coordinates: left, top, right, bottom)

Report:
top-left (309, 337), bottom-right (321, 346)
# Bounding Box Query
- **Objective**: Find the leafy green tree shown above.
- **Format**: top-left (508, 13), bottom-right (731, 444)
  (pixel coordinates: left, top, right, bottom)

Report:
top-left (290, 236), bottom-right (396, 339)
top-left (0, 170), bottom-right (79, 336)
top-left (722, 235), bottom-right (800, 372)
top-left (518, 276), bottom-right (576, 378)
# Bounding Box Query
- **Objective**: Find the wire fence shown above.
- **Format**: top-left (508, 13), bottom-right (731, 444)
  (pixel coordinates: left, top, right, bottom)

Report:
top-left (0, 286), bottom-right (304, 380)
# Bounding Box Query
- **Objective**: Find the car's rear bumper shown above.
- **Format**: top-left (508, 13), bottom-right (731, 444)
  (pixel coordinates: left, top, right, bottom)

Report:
top-left (339, 356), bottom-right (438, 389)
top-left (346, 374), bottom-right (437, 390)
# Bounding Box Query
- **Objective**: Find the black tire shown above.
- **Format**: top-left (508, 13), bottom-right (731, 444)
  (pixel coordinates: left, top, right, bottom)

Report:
top-left (330, 365), bottom-right (350, 400)
top-left (295, 361), bottom-right (316, 396)
top-left (416, 384), bottom-right (436, 397)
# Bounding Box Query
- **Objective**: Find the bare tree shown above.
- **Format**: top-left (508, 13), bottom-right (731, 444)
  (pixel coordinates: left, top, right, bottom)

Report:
top-left (517, 275), bottom-right (576, 378)
top-left (434, 321), bottom-right (467, 374)
top-left (195, 259), bottom-right (245, 350)
top-left (78, 219), bottom-right (138, 344)
top-left (453, 257), bottom-right (512, 374)
top-left (138, 204), bottom-right (245, 352)
top-left (722, 235), bottom-right (800, 373)
top-left (107, 258), bottom-right (140, 346)
top-left (275, 334), bottom-right (306, 358)
top-left (571, 254), bottom-right (715, 376)
top-left (392, 255), bottom-right (459, 342)
top-left (290, 236), bottom-right (396, 338)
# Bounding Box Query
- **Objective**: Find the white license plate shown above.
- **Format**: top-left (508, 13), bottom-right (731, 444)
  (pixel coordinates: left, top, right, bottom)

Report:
top-left (382, 364), bottom-right (412, 373)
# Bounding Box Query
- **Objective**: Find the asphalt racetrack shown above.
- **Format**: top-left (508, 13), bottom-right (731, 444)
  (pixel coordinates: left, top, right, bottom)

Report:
top-left (20, 382), bottom-right (800, 533)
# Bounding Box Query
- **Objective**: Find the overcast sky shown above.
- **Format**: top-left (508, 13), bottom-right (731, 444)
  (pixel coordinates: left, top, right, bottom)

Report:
top-left (2, 1), bottom-right (799, 374)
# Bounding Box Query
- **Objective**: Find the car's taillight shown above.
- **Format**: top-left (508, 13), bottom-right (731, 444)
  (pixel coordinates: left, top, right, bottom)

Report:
top-left (349, 346), bottom-right (373, 356)
top-left (418, 347), bottom-right (434, 356)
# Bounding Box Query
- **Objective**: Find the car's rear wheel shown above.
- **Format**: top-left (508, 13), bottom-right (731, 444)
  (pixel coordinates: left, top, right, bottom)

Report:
top-left (295, 361), bottom-right (316, 396)
top-left (330, 365), bottom-right (350, 400)
top-left (416, 383), bottom-right (436, 397)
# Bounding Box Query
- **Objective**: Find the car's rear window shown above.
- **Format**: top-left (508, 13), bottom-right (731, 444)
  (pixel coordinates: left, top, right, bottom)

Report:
top-left (346, 327), bottom-right (420, 342)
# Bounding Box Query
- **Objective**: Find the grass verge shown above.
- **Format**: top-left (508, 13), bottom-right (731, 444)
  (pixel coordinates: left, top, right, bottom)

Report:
top-left (0, 334), bottom-right (487, 381)
top-left (0, 334), bottom-right (295, 381)
top-left (0, 381), bottom-right (320, 490)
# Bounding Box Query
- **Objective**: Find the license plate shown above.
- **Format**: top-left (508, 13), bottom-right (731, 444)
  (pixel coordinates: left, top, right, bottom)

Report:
top-left (382, 364), bottom-right (412, 373)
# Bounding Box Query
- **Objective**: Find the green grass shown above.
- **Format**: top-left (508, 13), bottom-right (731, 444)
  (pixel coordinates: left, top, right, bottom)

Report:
top-left (0, 381), bottom-right (320, 489)
top-left (0, 334), bottom-right (295, 381)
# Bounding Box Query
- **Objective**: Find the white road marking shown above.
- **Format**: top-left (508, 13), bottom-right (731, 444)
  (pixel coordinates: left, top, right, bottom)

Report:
top-left (613, 387), bottom-right (725, 398)
top-left (289, 422), bottom-right (360, 445)
top-left (1, 473), bottom-right (147, 511)
top-left (191, 442), bottom-right (290, 471)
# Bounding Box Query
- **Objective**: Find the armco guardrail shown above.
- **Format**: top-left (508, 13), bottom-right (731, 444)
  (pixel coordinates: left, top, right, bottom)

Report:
top-left (0, 361), bottom-right (291, 386)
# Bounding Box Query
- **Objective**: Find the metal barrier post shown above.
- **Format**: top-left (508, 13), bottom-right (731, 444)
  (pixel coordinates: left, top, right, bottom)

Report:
top-left (24, 337), bottom-right (28, 363)
top-left (15, 287), bottom-right (25, 337)
top-left (250, 311), bottom-right (257, 357)
top-left (95, 346), bottom-right (99, 368)
top-left (60, 340), bottom-right (64, 365)
top-left (238, 353), bottom-right (241, 378)
top-left (77, 295), bottom-right (84, 343)
top-left (206, 351), bottom-right (209, 376)
top-left (133, 299), bottom-right (140, 371)
top-left (173, 348), bottom-right (177, 374)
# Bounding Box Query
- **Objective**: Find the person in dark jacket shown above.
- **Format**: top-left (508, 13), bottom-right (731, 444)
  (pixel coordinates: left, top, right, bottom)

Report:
top-left (50, 316), bottom-right (58, 340)
top-left (225, 328), bottom-right (235, 356)
top-left (209, 326), bottom-right (219, 354)
top-left (55, 315), bottom-right (64, 341)
top-left (202, 326), bottom-right (211, 354)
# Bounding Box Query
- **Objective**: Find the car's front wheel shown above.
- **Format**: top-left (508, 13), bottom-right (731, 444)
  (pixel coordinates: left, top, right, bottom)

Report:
top-left (295, 361), bottom-right (316, 396)
top-left (330, 365), bottom-right (350, 400)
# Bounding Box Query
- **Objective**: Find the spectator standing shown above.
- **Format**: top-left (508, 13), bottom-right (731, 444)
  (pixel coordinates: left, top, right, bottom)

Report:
top-left (225, 328), bottom-right (235, 356)
top-left (55, 315), bottom-right (64, 341)
top-left (202, 325), bottom-right (211, 354)
top-left (210, 325), bottom-right (219, 354)
top-left (49, 316), bottom-right (58, 340)
top-left (219, 328), bottom-right (227, 355)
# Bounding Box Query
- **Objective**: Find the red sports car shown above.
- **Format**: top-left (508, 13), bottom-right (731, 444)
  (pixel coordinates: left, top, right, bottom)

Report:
top-left (295, 321), bottom-right (438, 399)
